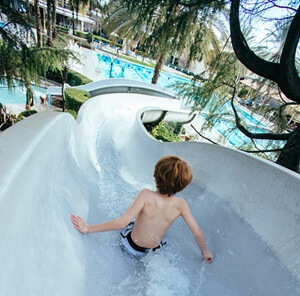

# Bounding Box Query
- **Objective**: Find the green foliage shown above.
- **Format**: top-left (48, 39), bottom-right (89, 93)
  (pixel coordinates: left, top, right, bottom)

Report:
top-left (151, 122), bottom-right (182, 142)
top-left (0, 2), bottom-right (77, 89)
top-left (238, 88), bottom-right (249, 98)
top-left (66, 109), bottom-right (77, 119)
top-left (93, 35), bottom-right (122, 48)
top-left (86, 32), bottom-right (93, 43)
top-left (65, 88), bottom-right (91, 113)
top-left (173, 122), bottom-right (183, 135)
top-left (67, 70), bottom-right (92, 86)
top-left (46, 69), bottom-right (92, 86)
top-left (0, 103), bottom-right (18, 131)
top-left (124, 0), bottom-right (225, 62)
top-left (57, 25), bottom-right (69, 34)
top-left (80, 41), bottom-right (92, 49)
top-left (17, 110), bottom-right (38, 119)
top-left (75, 30), bottom-right (87, 39)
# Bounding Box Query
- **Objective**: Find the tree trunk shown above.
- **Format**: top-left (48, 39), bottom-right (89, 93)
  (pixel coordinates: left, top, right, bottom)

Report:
top-left (152, 54), bottom-right (165, 85)
top-left (34, 0), bottom-right (43, 47)
top-left (52, 0), bottom-right (57, 39)
top-left (47, 0), bottom-right (53, 47)
top-left (276, 123), bottom-right (300, 173)
top-left (61, 66), bottom-right (68, 112)
top-left (26, 0), bottom-right (31, 21)
top-left (72, 10), bottom-right (75, 35)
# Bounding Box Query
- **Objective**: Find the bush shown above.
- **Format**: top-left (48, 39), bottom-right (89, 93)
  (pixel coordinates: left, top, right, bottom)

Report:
top-left (17, 110), bottom-right (38, 119)
top-left (238, 88), bottom-right (249, 98)
top-left (151, 122), bottom-right (181, 142)
top-left (45, 69), bottom-right (92, 86)
top-left (65, 88), bottom-right (91, 113)
top-left (0, 103), bottom-right (18, 131)
top-left (67, 70), bottom-right (92, 86)
top-left (66, 109), bottom-right (77, 119)
top-left (75, 31), bottom-right (87, 39)
top-left (57, 25), bottom-right (69, 34)
top-left (86, 32), bottom-right (93, 43)
top-left (45, 69), bottom-right (63, 84)
top-left (80, 41), bottom-right (92, 49)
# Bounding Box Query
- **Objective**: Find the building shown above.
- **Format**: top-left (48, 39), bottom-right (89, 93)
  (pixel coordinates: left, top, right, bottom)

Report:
top-left (20, 0), bottom-right (95, 32)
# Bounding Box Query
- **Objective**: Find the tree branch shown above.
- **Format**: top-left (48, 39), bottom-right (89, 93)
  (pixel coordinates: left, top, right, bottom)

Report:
top-left (190, 124), bottom-right (219, 144)
top-left (268, 0), bottom-right (298, 13)
top-left (230, 81), bottom-right (291, 140)
top-left (230, 0), bottom-right (280, 82)
top-left (279, 5), bottom-right (300, 102)
top-left (190, 123), bottom-right (283, 153)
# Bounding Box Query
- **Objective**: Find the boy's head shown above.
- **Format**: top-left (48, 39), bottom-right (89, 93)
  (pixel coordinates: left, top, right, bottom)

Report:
top-left (154, 155), bottom-right (193, 197)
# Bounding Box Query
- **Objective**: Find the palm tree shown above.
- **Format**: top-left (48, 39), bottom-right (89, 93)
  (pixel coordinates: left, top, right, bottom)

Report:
top-left (103, 2), bottom-right (146, 53)
top-left (69, 0), bottom-right (90, 35)
top-left (52, 0), bottom-right (58, 39)
top-left (34, 0), bottom-right (43, 47)
top-left (25, 0), bottom-right (31, 21)
top-left (124, 1), bottom-right (227, 85)
top-left (47, 0), bottom-right (53, 47)
top-left (0, 0), bottom-right (78, 107)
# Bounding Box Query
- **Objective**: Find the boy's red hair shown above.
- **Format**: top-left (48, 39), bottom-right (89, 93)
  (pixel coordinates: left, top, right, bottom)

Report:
top-left (154, 155), bottom-right (193, 196)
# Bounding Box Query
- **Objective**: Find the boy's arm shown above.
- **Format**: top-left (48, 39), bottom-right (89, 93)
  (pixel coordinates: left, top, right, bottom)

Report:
top-left (70, 189), bottom-right (147, 234)
top-left (180, 199), bottom-right (213, 263)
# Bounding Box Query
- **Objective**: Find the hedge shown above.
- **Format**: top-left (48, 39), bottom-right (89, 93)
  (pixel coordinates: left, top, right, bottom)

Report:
top-left (57, 25), bottom-right (69, 34)
top-left (151, 122), bottom-right (181, 142)
top-left (66, 109), bottom-right (77, 119)
top-left (17, 110), bottom-right (38, 119)
top-left (75, 31), bottom-right (87, 39)
top-left (74, 31), bottom-right (123, 48)
top-left (67, 70), bottom-right (92, 86)
top-left (65, 88), bottom-right (91, 113)
top-left (45, 69), bottom-right (92, 86)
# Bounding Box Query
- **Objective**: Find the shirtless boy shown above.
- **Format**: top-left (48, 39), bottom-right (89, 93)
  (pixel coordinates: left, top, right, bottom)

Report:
top-left (70, 155), bottom-right (213, 262)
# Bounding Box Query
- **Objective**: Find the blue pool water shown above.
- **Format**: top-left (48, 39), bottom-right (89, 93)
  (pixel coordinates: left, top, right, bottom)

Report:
top-left (0, 80), bottom-right (46, 105)
top-left (97, 54), bottom-right (190, 89)
top-left (204, 115), bottom-right (282, 148)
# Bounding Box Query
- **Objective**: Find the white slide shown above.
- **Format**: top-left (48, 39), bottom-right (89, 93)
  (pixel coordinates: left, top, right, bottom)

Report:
top-left (0, 83), bottom-right (299, 295)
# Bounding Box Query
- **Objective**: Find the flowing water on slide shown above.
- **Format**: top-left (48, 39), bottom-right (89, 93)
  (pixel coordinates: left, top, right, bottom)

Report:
top-left (79, 122), bottom-right (300, 296)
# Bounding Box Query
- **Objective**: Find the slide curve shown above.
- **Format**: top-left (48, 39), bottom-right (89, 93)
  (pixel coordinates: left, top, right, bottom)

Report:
top-left (0, 87), bottom-right (299, 296)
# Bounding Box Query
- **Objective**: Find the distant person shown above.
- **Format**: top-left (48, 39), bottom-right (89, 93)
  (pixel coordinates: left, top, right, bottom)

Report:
top-left (238, 97), bottom-right (245, 105)
top-left (246, 98), bottom-right (252, 107)
top-left (26, 87), bottom-right (34, 111)
top-left (71, 155), bottom-right (213, 262)
top-left (40, 94), bottom-right (48, 106)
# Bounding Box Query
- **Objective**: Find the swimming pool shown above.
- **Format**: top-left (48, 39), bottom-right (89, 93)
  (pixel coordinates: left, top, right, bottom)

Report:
top-left (0, 80), bottom-right (47, 105)
top-left (96, 54), bottom-right (285, 149)
top-left (97, 54), bottom-right (190, 89)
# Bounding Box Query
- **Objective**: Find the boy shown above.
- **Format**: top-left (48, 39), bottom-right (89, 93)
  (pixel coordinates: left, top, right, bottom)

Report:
top-left (70, 155), bottom-right (213, 262)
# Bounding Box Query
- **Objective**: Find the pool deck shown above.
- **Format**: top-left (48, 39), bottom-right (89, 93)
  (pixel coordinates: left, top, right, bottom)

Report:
top-left (5, 102), bottom-right (60, 116)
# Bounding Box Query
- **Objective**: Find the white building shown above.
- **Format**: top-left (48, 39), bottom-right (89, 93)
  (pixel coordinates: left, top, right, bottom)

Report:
top-left (22, 0), bottom-right (95, 32)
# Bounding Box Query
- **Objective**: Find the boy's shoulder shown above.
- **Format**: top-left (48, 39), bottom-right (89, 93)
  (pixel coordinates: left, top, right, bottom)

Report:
top-left (139, 188), bottom-right (155, 196)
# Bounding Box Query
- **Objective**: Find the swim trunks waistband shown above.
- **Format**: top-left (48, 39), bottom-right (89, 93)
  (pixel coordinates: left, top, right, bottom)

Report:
top-left (126, 231), bottom-right (161, 253)
top-left (120, 221), bottom-right (166, 256)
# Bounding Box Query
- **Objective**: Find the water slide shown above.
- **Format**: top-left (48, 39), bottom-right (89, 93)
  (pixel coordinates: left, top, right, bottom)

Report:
top-left (0, 80), bottom-right (300, 295)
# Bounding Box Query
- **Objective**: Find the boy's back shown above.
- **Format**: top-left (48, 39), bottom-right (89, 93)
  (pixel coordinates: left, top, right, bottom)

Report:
top-left (132, 188), bottom-right (184, 248)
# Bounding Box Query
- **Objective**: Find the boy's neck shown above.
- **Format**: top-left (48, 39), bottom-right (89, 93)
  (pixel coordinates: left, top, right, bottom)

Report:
top-left (155, 189), bottom-right (173, 198)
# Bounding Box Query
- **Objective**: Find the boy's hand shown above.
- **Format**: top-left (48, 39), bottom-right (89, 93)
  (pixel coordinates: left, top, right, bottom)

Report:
top-left (70, 214), bottom-right (90, 234)
top-left (203, 251), bottom-right (213, 263)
